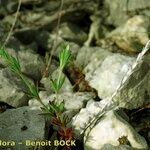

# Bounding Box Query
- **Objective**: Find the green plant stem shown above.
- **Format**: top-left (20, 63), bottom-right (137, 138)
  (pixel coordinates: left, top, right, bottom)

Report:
top-left (1, 0), bottom-right (22, 48)
top-left (17, 73), bottom-right (50, 113)
top-left (18, 73), bottom-right (33, 94)
top-left (56, 68), bottom-right (63, 98)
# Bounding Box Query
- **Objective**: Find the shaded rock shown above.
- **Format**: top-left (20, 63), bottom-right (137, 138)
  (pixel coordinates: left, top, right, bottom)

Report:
top-left (57, 22), bottom-right (87, 45)
top-left (6, 36), bottom-right (23, 51)
top-left (36, 32), bottom-right (80, 58)
top-left (34, 30), bottom-right (50, 51)
top-left (52, 39), bottom-right (80, 59)
top-left (100, 144), bottom-right (132, 150)
top-left (6, 0), bottom-right (98, 32)
top-left (104, 0), bottom-right (150, 26)
top-left (0, 48), bottom-right (18, 68)
top-left (84, 110), bottom-right (148, 150)
top-left (0, 106), bottom-right (46, 150)
top-left (14, 28), bottom-right (38, 45)
top-left (0, 68), bottom-right (28, 107)
top-left (18, 50), bottom-right (45, 80)
top-left (107, 16), bottom-right (150, 53)
top-left (29, 91), bottom-right (93, 111)
top-left (104, 0), bottom-right (128, 26)
top-left (84, 11), bottom-right (108, 47)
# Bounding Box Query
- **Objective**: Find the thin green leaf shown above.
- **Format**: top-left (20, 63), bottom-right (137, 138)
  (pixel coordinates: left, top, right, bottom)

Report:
top-left (59, 44), bottom-right (71, 70)
top-left (57, 75), bottom-right (65, 91)
top-left (58, 101), bottom-right (65, 112)
top-left (50, 78), bottom-right (58, 92)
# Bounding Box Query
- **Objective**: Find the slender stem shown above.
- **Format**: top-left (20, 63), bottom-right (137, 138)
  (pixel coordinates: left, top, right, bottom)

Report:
top-left (43, 0), bottom-right (64, 77)
top-left (18, 73), bottom-right (50, 113)
top-left (1, 0), bottom-right (22, 48)
top-left (18, 73), bottom-right (33, 94)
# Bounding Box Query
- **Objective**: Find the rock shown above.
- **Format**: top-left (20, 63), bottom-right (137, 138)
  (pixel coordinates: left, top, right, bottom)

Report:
top-left (29, 91), bottom-right (93, 111)
top-left (0, 106), bottom-right (46, 150)
top-left (72, 53), bottom-right (150, 135)
top-left (6, 37), bottom-right (23, 51)
top-left (76, 47), bottom-right (111, 69)
top-left (104, 0), bottom-right (150, 26)
top-left (85, 52), bottom-right (150, 109)
top-left (6, 0), bottom-right (98, 32)
top-left (72, 98), bottom-right (115, 136)
top-left (104, 0), bottom-right (128, 26)
top-left (34, 30), bottom-right (51, 51)
top-left (41, 69), bottom-right (73, 94)
top-left (107, 16), bottom-right (150, 53)
top-left (57, 22), bottom-right (87, 45)
top-left (53, 40), bottom-right (80, 59)
top-left (14, 28), bottom-right (38, 45)
top-left (0, 68), bottom-right (28, 107)
top-left (18, 50), bottom-right (45, 80)
top-left (84, 11), bottom-right (108, 47)
top-left (86, 54), bottom-right (135, 99)
top-left (113, 54), bottom-right (150, 109)
top-left (101, 144), bottom-right (132, 150)
top-left (84, 110), bottom-right (148, 150)
top-left (0, 48), bottom-right (18, 68)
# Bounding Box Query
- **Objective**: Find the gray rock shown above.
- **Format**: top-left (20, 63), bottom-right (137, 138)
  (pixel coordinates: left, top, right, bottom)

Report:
top-left (0, 106), bottom-right (46, 150)
top-left (34, 30), bottom-right (51, 51)
top-left (18, 50), bottom-right (45, 80)
top-left (107, 15), bottom-right (150, 53)
top-left (84, 11), bottom-right (108, 47)
top-left (29, 91), bottom-right (93, 111)
top-left (0, 68), bottom-right (28, 107)
top-left (101, 144), bottom-right (145, 150)
top-left (76, 47), bottom-right (111, 69)
top-left (0, 48), bottom-right (18, 68)
top-left (0, 47), bottom-right (45, 81)
top-left (104, 0), bottom-right (150, 26)
top-left (114, 54), bottom-right (150, 109)
top-left (57, 22), bottom-right (87, 45)
top-left (104, 0), bottom-right (128, 26)
top-left (41, 69), bottom-right (73, 94)
top-left (84, 110), bottom-right (148, 150)
top-left (100, 144), bottom-right (132, 150)
top-left (53, 40), bottom-right (80, 60)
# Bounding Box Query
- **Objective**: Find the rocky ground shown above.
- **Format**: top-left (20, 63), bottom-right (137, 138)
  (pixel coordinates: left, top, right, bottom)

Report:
top-left (0, 0), bottom-right (150, 150)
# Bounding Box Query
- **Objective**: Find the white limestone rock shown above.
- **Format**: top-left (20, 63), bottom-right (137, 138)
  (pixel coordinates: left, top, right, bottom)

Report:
top-left (72, 98), bottom-right (115, 136)
top-left (85, 53), bottom-right (150, 109)
top-left (29, 91), bottom-right (93, 111)
top-left (84, 110), bottom-right (148, 150)
top-left (76, 47), bottom-right (111, 69)
top-left (107, 15), bottom-right (150, 53)
top-left (86, 54), bottom-right (135, 99)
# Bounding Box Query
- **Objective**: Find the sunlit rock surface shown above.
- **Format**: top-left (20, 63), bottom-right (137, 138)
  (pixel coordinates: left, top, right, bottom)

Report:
top-left (84, 110), bottom-right (148, 150)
